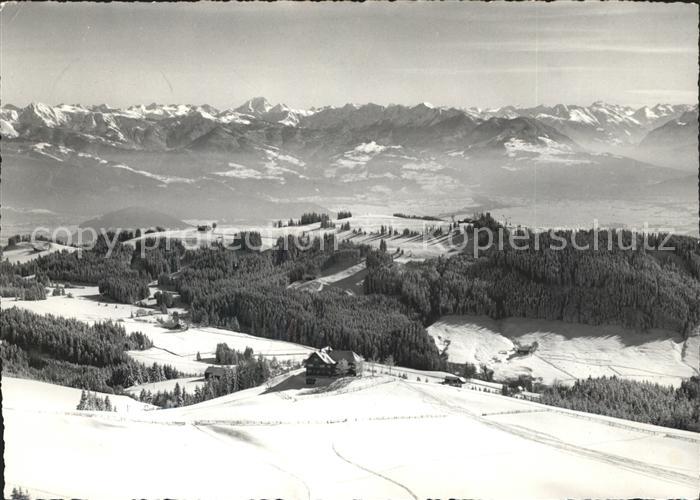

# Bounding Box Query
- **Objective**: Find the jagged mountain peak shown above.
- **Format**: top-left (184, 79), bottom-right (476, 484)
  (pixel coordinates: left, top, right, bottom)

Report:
top-left (467, 115), bottom-right (580, 153)
top-left (2, 100), bottom-right (696, 156)
top-left (235, 97), bottom-right (274, 116)
top-left (414, 102), bottom-right (435, 110)
top-left (19, 102), bottom-right (68, 128)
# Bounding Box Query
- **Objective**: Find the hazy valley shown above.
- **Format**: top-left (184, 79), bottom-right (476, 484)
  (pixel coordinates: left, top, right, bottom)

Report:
top-left (2, 99), bottom-right (697, 238)
top-left (3, 2), bottom-right (699, 498)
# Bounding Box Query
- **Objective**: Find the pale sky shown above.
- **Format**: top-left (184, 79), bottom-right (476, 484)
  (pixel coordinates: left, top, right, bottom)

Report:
top-left (1, 2), bottom-right (697, 109)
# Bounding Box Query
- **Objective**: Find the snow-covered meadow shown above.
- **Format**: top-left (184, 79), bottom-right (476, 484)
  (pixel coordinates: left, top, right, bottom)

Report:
top-left (428, 315), bottom-right (700, 387)
top-left (3, 374), bottom-right (698, 499)
top-left (0, 285), bottom-right (315, 375)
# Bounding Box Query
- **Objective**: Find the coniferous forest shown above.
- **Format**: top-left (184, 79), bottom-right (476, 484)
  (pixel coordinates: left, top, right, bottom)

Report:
top-left (540, 376), bottom-right (700, 432)
top-left (137, 346), bottom-right (275, 409)
top-left (8, 234), bottom-right (185, 303)
top-left (2, 216), bottom-right (699, 423)
top-left (171, 236), bottom-right (445, 370)
top-left (0, 262), bottom-right (47, 300)
top-left (1, 308), bottom-right (183, 393)
top-left (364, 220), bottom-right (700, 337)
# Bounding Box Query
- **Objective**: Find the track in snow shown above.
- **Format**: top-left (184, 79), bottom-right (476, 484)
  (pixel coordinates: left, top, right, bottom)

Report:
top-left (406, 383), bottom-right (699, 489)
top-left (331, 442), bottom-right (418, 500)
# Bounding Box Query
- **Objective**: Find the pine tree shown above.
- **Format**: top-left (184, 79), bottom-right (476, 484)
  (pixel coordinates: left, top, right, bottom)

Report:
top-left (173, 382), bottom-right (182, 406)
top-left (231, 316), bottom-right (241, 331)
top-left (77, 389), bottom-right (88, 410)
top-left (10, 487), bottom-right (31, 500)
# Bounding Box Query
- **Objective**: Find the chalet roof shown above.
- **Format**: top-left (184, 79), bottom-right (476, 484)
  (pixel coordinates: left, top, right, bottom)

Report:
top-left (304, 350), bottom-right (336, 365)
top-left (328, 350), bottom-right (363, 364)
top-left (304, 349), bottom-right (363, 366)
top-left (205, 366), bottom-right (229, 375)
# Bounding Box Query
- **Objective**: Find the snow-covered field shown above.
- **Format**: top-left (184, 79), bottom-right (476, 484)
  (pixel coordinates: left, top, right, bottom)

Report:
top-left (1, 285), bottom-right (150, 323)
top-left (124, 376), bottom-right (206, 396)
top-left (2, 377), bottom-right (154, 413)
top-left (4, 374), bottom-right (698, 499)
top-left (5, 233), bottom-right (698, 498)
top-left (337, 214), bottom-right (459, 261)
top-left (123, 223), bottom-right (335, 251)
top-left (289, 261), bottom-right (368, 293)
top-left (1, 287), bottom-right (315, 375)
top-left (125, 347), bottom-right (213, 375)
top-left (428, 315), bottom-right (700, 387)
top-left (342, 230), bottom-right (461, 262)
top-left (122, 214), bottom-right (460, 261)
top-left (2, 241), bottom-right (78, 264)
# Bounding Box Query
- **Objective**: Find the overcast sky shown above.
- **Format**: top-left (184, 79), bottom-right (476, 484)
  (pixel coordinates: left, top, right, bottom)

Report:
top-left (2, 2), bottom-right (697, 109)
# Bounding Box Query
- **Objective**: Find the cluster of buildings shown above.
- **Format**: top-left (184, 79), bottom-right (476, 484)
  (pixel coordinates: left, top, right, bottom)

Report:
top-left (303, 347), bottom-right (364, 384)
top-left (204, 345), bottom-right (539, 401)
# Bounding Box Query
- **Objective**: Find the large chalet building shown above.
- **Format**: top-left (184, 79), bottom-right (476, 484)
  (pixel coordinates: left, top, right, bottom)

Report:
top-left (304, 347), bottom-right (364, 382)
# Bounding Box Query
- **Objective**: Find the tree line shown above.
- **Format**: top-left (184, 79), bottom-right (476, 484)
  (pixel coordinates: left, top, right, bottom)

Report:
top-left (138, 347), bottom-right (277, 408)
top-left (363, 219), bottom-right (700, 336)
top-left (540, 376), bottom-right (700, 432)
top-left (286, 212), bottom-right (331, 227)
top-left (7, 234), bottom-right (186, 304)
top-left (0, 261), bottom-right (47, 300)
top-left (1, 308), bottom-right (184, 393)
top-left (77, 390), bottom-right (116, 411)
top-left (167, 238), bottom-right (445, 371)
top-left (392, 213), bottom-right (443, 221)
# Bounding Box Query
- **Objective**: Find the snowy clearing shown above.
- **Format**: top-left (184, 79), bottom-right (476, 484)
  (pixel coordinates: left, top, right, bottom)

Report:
top-left (2, 288), bottom-right (315, 374)
top-left (121, 214), bottom-right (460, 261)
top-left (2, 377), bottom-right (154, 413)
top-left (2, 241), bottom-right (78, 264)
top-left (428, 315), bottom-right (699, 387)
top-left (289, 261), bottom-right (367, 293)
top-left (124, 376), bottom-right (207, 396)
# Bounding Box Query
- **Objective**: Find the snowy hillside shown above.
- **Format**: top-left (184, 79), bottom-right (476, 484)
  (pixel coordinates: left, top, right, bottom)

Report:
top-left (3, 374), bottom-right (698, 499)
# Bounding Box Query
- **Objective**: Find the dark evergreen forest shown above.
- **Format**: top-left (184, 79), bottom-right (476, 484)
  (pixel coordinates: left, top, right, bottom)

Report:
top-left (540, 376), bottom-right (700, 432)
top-left (1, 308), bottom-right (184, 393)
top-left (364, 219), bottom-right (700, 336)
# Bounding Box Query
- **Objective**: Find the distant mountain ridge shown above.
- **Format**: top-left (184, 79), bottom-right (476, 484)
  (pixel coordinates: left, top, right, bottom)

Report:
top-left (79, 207), bottom-right (189, 231)
top-left (2, 99), bottom-right (694, 153)
top-left (1, 98), bottom-right (695, 225)
top-left (634, 109), bottom-right (699, 170)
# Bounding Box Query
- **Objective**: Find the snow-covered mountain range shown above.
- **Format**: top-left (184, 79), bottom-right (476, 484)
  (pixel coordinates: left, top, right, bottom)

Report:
top-left (2, 98), bottom-right (694, 151)
top-left (1, 98), bottom-right (696, 225)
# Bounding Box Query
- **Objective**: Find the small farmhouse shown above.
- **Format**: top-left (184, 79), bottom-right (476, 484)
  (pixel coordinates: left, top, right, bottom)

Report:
top-left (442, 374), bottom-right (467, 387)
top-left (515, 391), bottom-right (542, 402)
top-left (513, 341), bottom-right (539, 357)
top-left (304, 347), bottom-right (364, 381)
top-left (204, 366), bottom-right (228, 380)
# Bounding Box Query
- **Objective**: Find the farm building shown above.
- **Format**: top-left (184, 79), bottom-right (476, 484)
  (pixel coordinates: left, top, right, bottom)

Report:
top-left (204, 366), bottom-right (228, 380)
top-left (515, 391), bottom-right (542, 402)
top-left (442, 374), bottom-right (467, 387)
top-left (513, 341), bottom-right (539, 356)
top-left (304, 347), bottom-right (364, 380)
